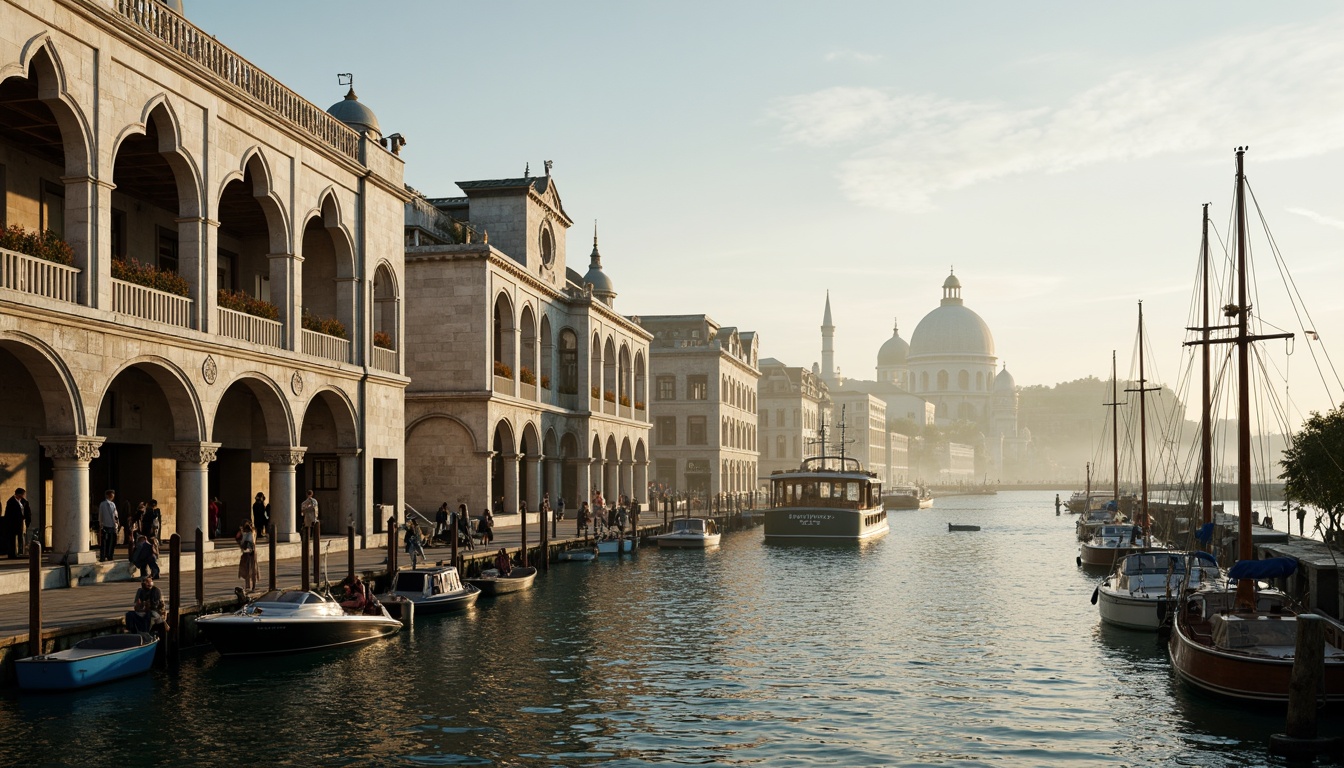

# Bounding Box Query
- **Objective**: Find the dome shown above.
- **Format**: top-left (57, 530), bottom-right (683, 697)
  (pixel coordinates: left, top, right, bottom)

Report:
top-left (908, 275), bottom-right (995, 359)
top-left (327, 87), bottom-right (380, 137)
top-left (583, 227), bottom-right (616, 304)
top-left (994, 366), bottom-right (1016, 391)
top-left (158, 0), bottom-right (185, 14)
top-left (877, 319), bottom-right (909, 366)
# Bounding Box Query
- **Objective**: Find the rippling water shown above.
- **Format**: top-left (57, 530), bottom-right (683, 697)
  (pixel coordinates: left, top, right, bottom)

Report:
top-left (2, 491), bottom-right (1337, 766)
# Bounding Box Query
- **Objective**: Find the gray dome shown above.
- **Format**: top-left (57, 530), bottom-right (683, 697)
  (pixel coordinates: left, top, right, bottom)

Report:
top-left (327, 87), bottom-right (380, 136)
top-left (909, 274), bottom-right (994, 359)
top-left (994, 366), bottom-right (1016, 391)
top-left (877, 320), bottom-right (909, 366)
top-left (943, 273), bottom-right (961, 291)
top-left (157, 0), bottom-right (185, 14)
top-left (583, 228), bottom-right (616, 303)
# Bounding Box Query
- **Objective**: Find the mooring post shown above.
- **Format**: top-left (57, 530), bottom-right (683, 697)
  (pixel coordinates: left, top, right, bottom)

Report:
top-left (347, 525), bottom-right (356, 581)
top-left (28, 540), bottom-right (42, 656)
top-left (450, 509), bottom-right (458, 564)
top-left (540, 503), bottom-right (549, 573)
top-left (312, 522), bottom-right (321, 588)
top-left (300, 525), bottom-right (310, 592)
top-left (267, 523), bottom-right (277, 591)
top-left (387, 515), bottom-right (397, 574)
top-left (168, 533), bottom-right (181, 660)
top-left (1271, 613), bottom-right (1338, 759)
top-left (194, 528), bottom-right (204, 607)
top-left (521, 503), bottom-right (528, 568)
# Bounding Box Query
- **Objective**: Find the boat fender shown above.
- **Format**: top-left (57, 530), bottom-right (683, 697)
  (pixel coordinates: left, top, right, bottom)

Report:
top-left (1076, 556), bottom-right (1082, 567)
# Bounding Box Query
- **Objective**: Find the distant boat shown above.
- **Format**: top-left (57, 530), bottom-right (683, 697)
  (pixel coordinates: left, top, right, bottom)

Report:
top-left (596, 535), bottom-right (639, 555)
top-left (15, 633), bottom-right (158, 691)
top-left (884, 485), bottom-right (932, 510)
top-left (947, 523), bottom-right (980, 532)
top-left (381, 566), bottom-right (481, 614)
top-left (651, 517), bottom-right (721, 549)
top-left (465, 566), bottom-right (537, 596)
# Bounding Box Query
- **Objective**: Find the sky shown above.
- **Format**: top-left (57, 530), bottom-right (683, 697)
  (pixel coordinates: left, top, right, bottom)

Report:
top-left (189, 1), bottom-right (1344, 430)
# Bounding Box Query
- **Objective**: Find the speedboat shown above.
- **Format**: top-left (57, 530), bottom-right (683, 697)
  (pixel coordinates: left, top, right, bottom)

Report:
top-left (1095, 551), bottom-right (1220, 630)
top-left (380, 566), bottom-right (480, 614)
top-left (197, 590), bottom-right (402, 656)
top-left (15, 633), bottom-right (158, 690)
top-left (1079, 523), bottom-right (1154, 568)
top-left (652, 518), bottom-right (721, 549)
top-left (465, 565), bottom-right (537, 596)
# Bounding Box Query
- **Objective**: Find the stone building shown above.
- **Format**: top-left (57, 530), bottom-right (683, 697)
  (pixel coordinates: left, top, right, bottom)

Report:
top-left (829, 390), bottom-right (888, 484)
top-left (756, 357), bottom-right (830, 479)
top-left (641, 315), bottom-right (759, 498)
top-left (0, 0), bottom-right (410, 560)
top-left (403, 170), bottom-right (650, 517)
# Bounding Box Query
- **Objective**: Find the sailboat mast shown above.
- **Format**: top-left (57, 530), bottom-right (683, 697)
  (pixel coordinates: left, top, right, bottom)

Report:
top-left (1234, 147), bottom-right (1254, 608)
top-left (1200, 203), bottom-right (1213, 527)
top-left (1138, 302), bottom-right (1150, 544)
top-left (1111, 351), bottom-right (1120, 506)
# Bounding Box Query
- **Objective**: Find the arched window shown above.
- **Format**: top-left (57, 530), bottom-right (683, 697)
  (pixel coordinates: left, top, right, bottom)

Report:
top-left (559, 329), bottom-right (578, 394)
top-left (958, 370), bottom-right (969, 390)
top-left (937, 370), bottom-right (949, 390)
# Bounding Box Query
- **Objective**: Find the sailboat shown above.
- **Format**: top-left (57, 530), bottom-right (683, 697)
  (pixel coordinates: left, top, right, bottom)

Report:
top-left (1166, 148), bottom-right (1344, 703)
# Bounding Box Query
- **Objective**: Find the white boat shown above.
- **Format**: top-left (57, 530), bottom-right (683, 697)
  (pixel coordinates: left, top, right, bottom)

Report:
top-left (197, 590), bottom-right (402, 657)
top-left (1079, 523), bottom-right (1154, 569)
top-left (596, 535), bottom-right (638, 555)
top-left (1075, 503), bottom-right (1124, 542)
top-left (1095, 551), bottom-right (1220, 630)
top-left (883, 485), bottom-right (932, 510)
top-left (380, 566), bottom-right (480, 615)
top-left (465, 566), bottom-right (537, 596)
top-left (652, 518), bottom-right (721, 549)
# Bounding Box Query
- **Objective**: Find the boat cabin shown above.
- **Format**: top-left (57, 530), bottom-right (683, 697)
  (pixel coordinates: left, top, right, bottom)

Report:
top-left (1093, 524), bottom-right (1144, 546)
top-left (392, 567), bottom-right (466, 599)
top-left (669, 518), bottom-right (716, 535)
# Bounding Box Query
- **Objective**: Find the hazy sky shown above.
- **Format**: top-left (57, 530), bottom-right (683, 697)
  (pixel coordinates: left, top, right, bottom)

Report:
top-left (190, 2), bottom-right (1344, 428)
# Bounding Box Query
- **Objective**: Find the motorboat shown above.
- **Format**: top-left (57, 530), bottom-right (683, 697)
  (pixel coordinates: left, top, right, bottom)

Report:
top-left (380, 566), bottom-right (480, 615)
top-left (947, 523), bottom-right (980, 532)
top-left (883, 485), bottom-right (932, 510)
top-left (596, 534), bottom-right (639, 555)
top-left (559, 548), bottom-right (598, 562)
top-left (465, 565), bottom-right (537, 596)
top-left (1076, 503), bottom-right (1125, 542)
top-left (15, 633), bottom-right (158, 690)
top-left (651, 517), bottom-right (721, 549)
top-left (1079, 523), bottom-right (1155, 569)
top-left (197, 589), bottom-right (402, 657)
top-left (1095, 551), bottom-right (1220, 631)
top-left (763, 412), bottom-right (887, 543)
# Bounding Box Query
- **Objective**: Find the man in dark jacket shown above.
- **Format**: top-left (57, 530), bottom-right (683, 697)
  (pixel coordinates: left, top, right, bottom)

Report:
top-left (4, 488), bottom-right (32, 558)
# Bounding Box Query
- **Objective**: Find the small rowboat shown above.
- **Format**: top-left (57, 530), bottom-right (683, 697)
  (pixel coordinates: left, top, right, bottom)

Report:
top-left (947, 523), bottom-right (981, 532)
top-left (465, 566), bottom-right (537, 596)
top-left (16, 632), bottom-right (159, 691)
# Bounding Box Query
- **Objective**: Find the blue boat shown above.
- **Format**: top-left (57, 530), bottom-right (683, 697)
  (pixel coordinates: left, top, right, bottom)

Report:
top-left (15, 633), bottom-right (159, 691)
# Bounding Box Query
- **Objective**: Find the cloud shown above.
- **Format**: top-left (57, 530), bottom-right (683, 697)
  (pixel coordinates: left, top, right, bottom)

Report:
top-left (1287, 207), bottom-right (1344, 231)
top-left (824, 50), bottom-right (883, 64)
top-left (774, 16), bottom-right (1344, 212)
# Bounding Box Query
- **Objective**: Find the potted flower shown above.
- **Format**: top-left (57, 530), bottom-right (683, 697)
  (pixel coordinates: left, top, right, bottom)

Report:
top-left (112, 257), bottom-right (190, 297)
top-left (373, 330), bottom-right (394, 349)
top-left (494, 360), bottom-right (513, 378)
top-left (218, 289), bottom-right (280, 320)
top-left (0, 225), bottom-right (74, 266)
top-left (302, 311), bottom-right (347, 339)
top-left (520, 366), bottom-right (537, 385)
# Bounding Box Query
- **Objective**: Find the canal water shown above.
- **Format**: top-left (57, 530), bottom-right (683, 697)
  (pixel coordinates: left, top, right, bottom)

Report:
top-left (2, 490), bottom-right (1338, 766)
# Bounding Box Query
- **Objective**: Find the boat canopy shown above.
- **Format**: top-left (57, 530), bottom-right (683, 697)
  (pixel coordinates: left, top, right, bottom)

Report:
top-left (394, 568), bottom-right (463, 596)
top-left (1228, 556), bottom-right (1298, 581)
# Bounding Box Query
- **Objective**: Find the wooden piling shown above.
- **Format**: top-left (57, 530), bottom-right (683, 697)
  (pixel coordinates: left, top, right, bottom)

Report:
top-left (521, 503), bottom-right (528, 568)
top-left (450, 508), bottom-right (458, 564)
top-left (300, 526), bottom-right (310, 592)
top-left (168, 533), bottom-right (181, 660)
top-left (28, 540), bottom-right (41, 656)
top-left (267, 523), bottom-right (277, 591)
top-left (540, 503), bottom-right (549, 573)
top-left (194, 527), bottom-right (204, 607)
top-left (1271, 613), bottom-right (1342, 759)
top-left (347, 525), bottom-right (356, 580)
top-left (387, 515), bottom-right (397, 574)
top-left (312, 523), bottom-right (321, 587)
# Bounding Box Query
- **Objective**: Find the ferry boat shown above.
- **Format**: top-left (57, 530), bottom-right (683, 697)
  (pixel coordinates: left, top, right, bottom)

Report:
top-left (764, 455), bottom-right (887, 541)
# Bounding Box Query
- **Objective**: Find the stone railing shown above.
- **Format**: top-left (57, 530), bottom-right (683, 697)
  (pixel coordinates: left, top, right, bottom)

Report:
top-left (494, 375), bottom-right (514, 395)
top-left (371, 345), bottom-right (398, 373)
top-left (521, 382), bottom-right (537, 401)
top-left (635, 406), bottom-right (647, 421)
top-left (0, 247), bottom-right (80, 303)
top-left (110, 0), bottom-right (360, 161)
top-left (217, 306), bottom-right (282, 348)
top-left (302, 328), bottom-right (351, 363)
top-left (112, 278), bottom-right (192, 328)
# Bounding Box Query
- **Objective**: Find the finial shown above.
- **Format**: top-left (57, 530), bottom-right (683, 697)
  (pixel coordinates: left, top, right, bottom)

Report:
top-left (545, 159), bottom-right (553, 176)
top-left (338, 73), bottom-right (355, 99)
top-left (893, 317), bottom-right (899, 334)
top-left (524, 162), bottom-right (530, 178)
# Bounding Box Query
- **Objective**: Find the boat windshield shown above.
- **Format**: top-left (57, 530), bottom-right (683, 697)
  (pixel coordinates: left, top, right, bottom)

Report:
top-left (770, 478), bottom-right (878, 509)
top-left (395, 573), bottom-right (427, 594)
top-left (1122, 554), bottom-right (1186, 575)
top-left (256, 590), bottom-right (318, 604)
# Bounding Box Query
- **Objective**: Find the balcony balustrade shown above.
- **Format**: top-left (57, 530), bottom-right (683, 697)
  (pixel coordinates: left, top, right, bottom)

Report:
top-left (217, 306), bottom-right (282, 348)
top-left (371, 345), bottom-right (398, 373)
top-left (0, 247), bottom-right (80, 304)
top-left (301, 328), bottom-right (351, 364)
top-left (112, 278), bottom-right (193, 328)
top-left (494, 375), bottom-right (514, 395)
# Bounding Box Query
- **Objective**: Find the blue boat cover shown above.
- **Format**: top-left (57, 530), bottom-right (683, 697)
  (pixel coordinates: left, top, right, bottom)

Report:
top-left (1195, 522), bottom-right (1215, 543)
top-left (1193, 551), bottom-right (1217, 566)
top-left (1105, 501), bottom-right (1118, 511)
top-left (1228, 556), bottom-right (1297, 580)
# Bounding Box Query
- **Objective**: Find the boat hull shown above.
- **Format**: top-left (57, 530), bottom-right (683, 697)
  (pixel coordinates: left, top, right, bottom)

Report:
top-left (596, 537), bottom-right (638, 555)
top-left (1168, 618), bottom-right (1344, 703)
top-left (763, 506), bottom-right (888, 542)
top-left (1097, 589), bottom-right (1173, 631)
top-left (653, 533), bottom-right (722, 549)
top-left (1079, 542), bottom-right (1150, 568)
top-left (465, 567), bottom-right (537, 596)
top-left (199, 615), bottom-right (402, 657)
top-left (15, 634), bottom-right (158, 691)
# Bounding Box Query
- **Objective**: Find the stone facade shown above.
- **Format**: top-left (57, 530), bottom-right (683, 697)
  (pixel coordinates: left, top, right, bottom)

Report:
top-left (0, 0), bottom-right (409, 561)
top-left (642, 315), bottom-right (759, 498)
top-left (757, 357), bottom-right (830, 480)
top-left (829, 391), bottom-right (888, 484)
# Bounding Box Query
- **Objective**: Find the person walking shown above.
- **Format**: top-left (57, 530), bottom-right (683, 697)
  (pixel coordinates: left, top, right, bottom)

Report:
top-left (404, 519), bottom-right (426, 568)
top-left (235, 520), bottom-right (259, 593)
top-left (300, 489), bottom-right (320, 533)
top-left (478, 507), bottom-right (493, 546)
top-left (4, 488), bottom-right (31, 558)
top-left (140, 498), bottom-right (162, 543)
top-left (1297, 505), bottom-right (1308, 537)
top-left (98, 489), bottom-right (119, 562)
top-left (434, 503), bottom-right (450, 544)
top-left (209, 497), bottom-right (221, 539)
top-left (252, 492), bottom-right (268, 538)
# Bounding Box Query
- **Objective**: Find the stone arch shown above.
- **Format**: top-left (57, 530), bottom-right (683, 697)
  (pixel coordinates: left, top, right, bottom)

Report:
top-left (372, 260), bottom-right (399, 350)
top-left (302, 189), bottom-right (357, 280)
top-left (406, 412), bottom-right (481, 453)
top-left (519, 304), bottom-right (537, 385)
top-left (633, 350), bottom-right (646, 409)
top-left (7, 36), bottom-right (93, 175)
top-left (0, 331), bottom-right (83, 435)
top-left (300, 386), bottom-right (360, 449)
top-left (406, 415), bottom-right (479, 513)
top-left (538, 314), bottom-right (553, 393)
top-left (494, 292), bottom-right (517, 374)
top-left (299, 191), bottom-right (358, 336)
top-left (210, 371), bottom-right (295, 446)
top-left (218, 147), bottom-right (291, 255)
top-left (112, 95), bottom-right (203, 217)
top-left (603, 336), bottom-right (617, 398)
top-left (97, 356), bottom-right (205, 442)
top-left (558, 327), bottom-right (578, 394)
top-left (618, 343), bottom-right (631, 402)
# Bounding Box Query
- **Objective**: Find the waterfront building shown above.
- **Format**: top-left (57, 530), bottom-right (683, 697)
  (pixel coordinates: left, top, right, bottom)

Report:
top-left (641, 315), bottom-right (759, 498)
top-left (756, 358), bottom-right (830, 480)
top-left (0, 0), bottom-right (409, 560)
top-left (829, 390), bottom-right (888, 484)
top-left (403, 171), bottom-right (650, 516)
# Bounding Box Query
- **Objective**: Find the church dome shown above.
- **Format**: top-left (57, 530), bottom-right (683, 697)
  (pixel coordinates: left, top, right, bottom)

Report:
top-left (327, 87), bottom-right (381, 137)
top-left (994, 366), bottom-right (1016, 391)
top-left (877, 319), bottom-right (909, 366)
top-left (582, 227), bottom-right (616, 304)
top-left (908, 272), bottom-right (994, 359)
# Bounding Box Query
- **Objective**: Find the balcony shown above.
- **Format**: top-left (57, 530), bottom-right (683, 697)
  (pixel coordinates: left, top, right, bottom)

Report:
top-left (620, 404), bottom-right (632, 419)
top-left (217, 306), bottom-right (282, 348)
top-left (112, 278), bottom-right (192, 328)
top-left (371, 345), bottom-right (398, 373)
top-left (302, 328), bottom-right (351, 364)
top-left (0, 247), bottom-right (80, 304)
top-left (520, 382), bottom-right (537, 401)
top-left (635, 406), bottom-right (646, 421)
top-left (494, 375), bottom-right (514, 395)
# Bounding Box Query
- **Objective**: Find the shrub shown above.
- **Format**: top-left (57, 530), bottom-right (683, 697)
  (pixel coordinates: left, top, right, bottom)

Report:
top-left (0, 225), bottom-right (75, 266)
top-left (373, 330), bottom-right (394, 349)
top-left (635, 401), bottom-right (645, 410)
top-left (112, 257), bottom-right (190, 297)
top-left (603, 390), bottom-right (616, 403)
top-left (494, 360), bottom-right (513, 379)
top-left (540, 375), bottom-right (551, 390)
top-left (520, 367), bottom-right (536, 385)
top-left (218, 289), bottom-right (279, 320)
top-left (619, 395), bottom-right (630, 407)
top-left (591, 386), bottom-right (600, 399)
top-left (302, 310), bottom-right (347, 339)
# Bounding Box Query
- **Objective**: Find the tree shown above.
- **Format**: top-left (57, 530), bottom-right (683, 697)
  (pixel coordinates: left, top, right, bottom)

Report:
top-left (1279, 405), bottom-right (1344, 546)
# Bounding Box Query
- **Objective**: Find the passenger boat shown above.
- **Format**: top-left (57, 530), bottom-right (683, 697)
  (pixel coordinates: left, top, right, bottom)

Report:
top-left (465, 565), bottom-right (537, 596)
top-left (1095, 551), bottom-right (1221, 631)
top-left (764, 413), bottom-right (886, 542)
top-left (15, 633), bottom-right (159, 690)
top-left (380, 566), bottom-right (481, 614)
top-left (651, 517), bottom-right (721, 549)
top-left (197, 590), bottom-right (402, 656)
top-left (1167, 150), bottom-right (1344, 703)
top-left (883, 485), bottom-right (932, 510)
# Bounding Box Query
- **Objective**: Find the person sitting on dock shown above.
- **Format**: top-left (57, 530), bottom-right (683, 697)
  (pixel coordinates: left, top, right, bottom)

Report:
top-left (125, 576), bottom-right (164, 635)
top-left (494, 548), bottom-right (512, 576)
top-left (130, 533), bottom-right (160, 579)
top-left (338, 574), bottom-right (368, 614)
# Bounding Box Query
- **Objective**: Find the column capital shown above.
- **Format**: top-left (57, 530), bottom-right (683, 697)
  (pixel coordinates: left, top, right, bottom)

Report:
top-left (38, 435), bottom-right (105, 462)
top-left (168, 441), bottom-right (221, 464)
top-left (61, 174), bottom-right (116, 191)
top-left (263, 446), bottom-right (307, 466)
top-left (335, 447), bottom-right (363, 458)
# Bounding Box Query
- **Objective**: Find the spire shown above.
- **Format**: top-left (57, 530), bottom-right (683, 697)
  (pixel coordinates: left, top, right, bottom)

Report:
top-left (582, 218), bottom-right (616, 305)
top-left (590, 220), bottom-right (600, 265)
top-left (893, 317), bottom-right (899, 336)
top-left (823, 291), bottom-right (834, 328)
top-left (821, 290), bottom-right (836, 386)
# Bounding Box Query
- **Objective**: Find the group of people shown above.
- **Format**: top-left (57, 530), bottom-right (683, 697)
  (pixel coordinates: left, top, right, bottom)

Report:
top-left (92, 490), bottom-right (164, 564)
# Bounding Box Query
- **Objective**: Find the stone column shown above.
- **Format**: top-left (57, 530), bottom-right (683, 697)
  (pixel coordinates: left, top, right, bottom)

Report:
top-left (503, 454), bottom-right (520, 516)
top-left (264, 447), bottom-right (306, 542)
top-left (38, 435), bottom-right (105, 564)
top-left (270, 253), bottom-right (299, 351)
top-left (169, 441), bottom-right (220, 551)
top-left (604, 457), bottom-right (618, 502)
top-left (338, 275), bottom-right (360, 364)
top-left (176, 215), bottom-right (210, 331)
top-left (545, 458), bottom-right (562, 504)
top-left (634, 460), bottom-right (649, 504)
top-left (524, 456), bottom-right (541, 513)
top-left (620, 459), bottom-right (633, 502)
top-left (61, 176), bottom-right (115, 309)
top-left (337, 448), bottom-right (362, 533)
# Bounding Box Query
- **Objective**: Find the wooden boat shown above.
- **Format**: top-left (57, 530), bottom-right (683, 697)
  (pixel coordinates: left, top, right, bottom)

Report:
top-left (763, 411), bottom-right (887, 542)
top-left (1095, 551), bottom-right (1221, 631)
top-left (947, 523), bottom-right (980, 532)
top-left (465, 565), bottom-right (537, 596)
top-left (651, 517), bottom-right (721, 549)
top-left (883, 485), bottom-right (932, 510)
top-left (197, 590), bottom-right (402, 657)
top-left (1079, 524), bottom-right (1152, 568)
top-left (1167, 150), bottom-right (1344, 703)
top-left (15, 633), bottom-right (158, 691)
top-left (380, 566), bottom-right (481, 614)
